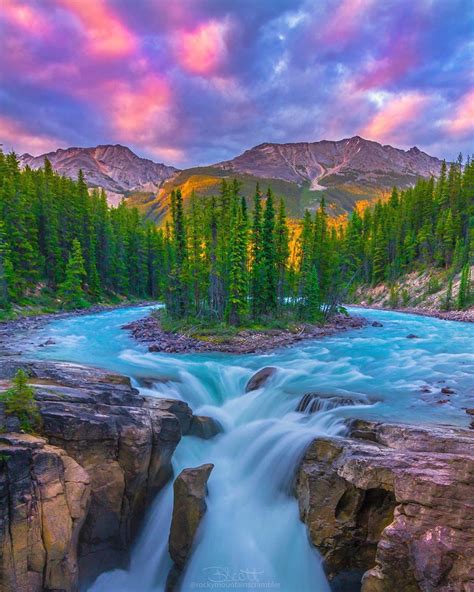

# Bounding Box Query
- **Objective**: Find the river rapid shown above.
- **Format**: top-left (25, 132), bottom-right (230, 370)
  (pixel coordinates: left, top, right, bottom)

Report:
top-left (31, 306), bottom-right (474, 592)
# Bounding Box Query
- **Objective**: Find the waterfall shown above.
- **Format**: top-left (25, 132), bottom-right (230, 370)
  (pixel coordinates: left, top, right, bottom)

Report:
top-left (88, 364), bottom-right (343, 592)
top-left (33, 305), bottom-right (474, 591)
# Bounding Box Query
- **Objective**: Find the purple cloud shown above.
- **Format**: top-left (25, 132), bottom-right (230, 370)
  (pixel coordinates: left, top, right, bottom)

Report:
top-left (0, 0), bottom-right (472, 166)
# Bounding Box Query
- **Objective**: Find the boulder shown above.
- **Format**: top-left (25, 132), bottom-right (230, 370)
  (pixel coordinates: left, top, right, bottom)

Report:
top-left (245, 367), bottom-right (277, 392)
top-left (188, 415), bottom-right (222, 439)
top-left (441, 387), bottom-right (455, 395)
top-left (296, 420), bottom-right (474, 592)
top-left (296, 393), bottom-right (367, 414)
top-left (467, 409), bottom-right (474, 429)
top-left (144, 397), bottom-right (193, 434)
top-left (0, 433), bottom-right (91, 592)
top-left (168, 464), bottom-right (214, 570)
top-left (372, 321), bottom-right (383, 327)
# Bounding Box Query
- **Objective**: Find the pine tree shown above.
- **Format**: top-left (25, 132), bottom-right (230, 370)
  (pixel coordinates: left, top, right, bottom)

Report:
top-left (227, 203), bottom-right (248, 325)
top-left (372, 226), bottom-right (387, 284)
top-left (0, 221), bottom-right (14, 308)
top-left (170, 189), bottom-right (189, 316)
top-left (250, 185), bottom-right (264, 317)
top-left (275, 199), bottom-right (290, 308)
top-left (261, 189), bottom-right (277, 313)
top-left (0, 369), bottom-right (40, 432)
top-left (457, 263), bottom-right (471, 309)
top-left (303, 266), bottom-right (321, 322)
top-left (297, 211), bottom-right (314, 317)
top-left (444, 278), bottom-right (453, 311)
top-left (58, 239), bottom-right (87, 309)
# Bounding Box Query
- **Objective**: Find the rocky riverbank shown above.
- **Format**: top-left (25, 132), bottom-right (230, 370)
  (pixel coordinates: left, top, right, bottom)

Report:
top-left (351, 303), bottom-right (474, 323)
top-left (351, 267), bottom-right (474, 323)
top-left (122, 313), bottom-right (367, 354)
top-left (296, 419), bottom-right (474, 592)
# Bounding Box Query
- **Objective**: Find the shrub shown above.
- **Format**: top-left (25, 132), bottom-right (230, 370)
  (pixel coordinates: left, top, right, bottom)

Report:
top-left (388, 286), bottom-right (399, 308)
top-left (0, 369), bottom-right (40, 433)
top-left (401, 289), bottom-right (410, 307)
top-left (427, 276), bottom-right (441, 294)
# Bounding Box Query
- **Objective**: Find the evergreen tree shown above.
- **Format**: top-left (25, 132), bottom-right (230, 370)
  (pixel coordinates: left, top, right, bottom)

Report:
top-left (58, 239), bottom-right (87, 309)
top-left (261, 189), bottom-right (277, 313)
top-left (250, 185), bottom-right (264, 317)
top-left (227, 203), bottom-right (248, 325)
top-left (275, 199), bottom-right (290, 307)
top-left (303, 266), bottom-right (321, 321)
top-left (0, 369), bottom-right (40, 433)
top-left (457, 263), bottom-right (471, 309)
top-left (0, 221), bottom-right (14, 307)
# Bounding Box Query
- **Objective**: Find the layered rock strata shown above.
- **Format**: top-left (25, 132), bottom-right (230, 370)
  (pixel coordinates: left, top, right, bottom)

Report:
top-left (296, 420), bottom-right (474, 592)
top-left (0, 360), bottom-right (183, 588)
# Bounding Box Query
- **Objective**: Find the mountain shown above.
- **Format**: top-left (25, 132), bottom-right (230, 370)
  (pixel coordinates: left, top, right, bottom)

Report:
top-left (20, 137), bottom-right (443, 220)
top-left (215, 136), bottom-right (442, 190)
top-left (128, 136), bottom-right (443, 222)
top-left (20, 144), bottom-right (178, 201)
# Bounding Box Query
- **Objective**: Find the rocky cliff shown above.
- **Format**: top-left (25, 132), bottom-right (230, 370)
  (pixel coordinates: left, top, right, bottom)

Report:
top-left (0, 359), bottom-right (190, 590)
top-left (0, 433), bottom-right (90, 592)
top-left (296, 419), bottom-right (474, 592)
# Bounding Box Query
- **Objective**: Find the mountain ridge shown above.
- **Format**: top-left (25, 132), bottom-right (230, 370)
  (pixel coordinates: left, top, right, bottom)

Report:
top-left (18, 136), bottom-right (444, 219)
top-left (214, 136), bottom-right (442, 190)
top-left (20, 144), bottom-right (178, 197)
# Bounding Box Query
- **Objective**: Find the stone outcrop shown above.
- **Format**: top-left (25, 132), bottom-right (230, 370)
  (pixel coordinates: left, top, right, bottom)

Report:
top-left (467, 409), bottom-right (474, 429)
top-left (188, 415), bottom-right (222, 439)
top-left (296, 392), bottom-right (369, 414)
top-left (168, 463), bottom-right (214, 570)
top-left (245, 367), bottom-right (277, 392)
top-left (0, 359), bottom-right (184, 588)
top-left (296, 420), bottom-right (474, 592)
top-left (0, 433), bottom-right (90, 592)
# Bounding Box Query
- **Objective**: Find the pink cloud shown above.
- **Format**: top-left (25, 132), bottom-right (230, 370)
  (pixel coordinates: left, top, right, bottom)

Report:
top-left (146, 146), bottom-right (186, 163)
top-left (109, 76), bottom-right (170, 136)
top-left (360, 92), bottom-right (428, 142)
top-left (176, 19), bottom-right (230, 75)
top-left (0, 0), bottom-right (50, 36)
top-left (0, 116), bottom-right (65, 155)
top-left (57, 0), bottom-right (137, 58)
top-left (322, 0), bottom-right (375, 44)
top-left (357, 40), bottom-right (417, 90)
top-left (443, 90), bottom-right (474, 137)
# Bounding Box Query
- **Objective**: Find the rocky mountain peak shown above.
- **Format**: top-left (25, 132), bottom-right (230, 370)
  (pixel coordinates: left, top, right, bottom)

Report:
top-left (19, 144), bottom-right (179, 196)
top-left (213, 136), bottom-right (443, 191)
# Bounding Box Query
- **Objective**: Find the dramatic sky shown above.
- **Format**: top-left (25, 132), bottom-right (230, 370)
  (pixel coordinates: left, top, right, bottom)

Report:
top-left (0, 0), bottom-right (473, 167)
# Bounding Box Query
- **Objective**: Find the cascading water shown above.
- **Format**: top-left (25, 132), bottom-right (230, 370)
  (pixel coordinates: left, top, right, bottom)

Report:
top-left (32, 305), bottom-right (474, 592)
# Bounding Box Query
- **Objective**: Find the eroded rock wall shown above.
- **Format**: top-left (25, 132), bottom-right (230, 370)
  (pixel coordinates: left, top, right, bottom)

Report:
top-left (296, 420), bottom-right (474, 592)
top-left (0, 433), bottom-right (90, 592)
top-left (0, 360), bottom-right (185, 588)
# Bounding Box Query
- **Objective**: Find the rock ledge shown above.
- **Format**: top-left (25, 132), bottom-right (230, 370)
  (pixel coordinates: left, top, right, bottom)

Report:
top-left (296, 419), bottom-right (474, 592)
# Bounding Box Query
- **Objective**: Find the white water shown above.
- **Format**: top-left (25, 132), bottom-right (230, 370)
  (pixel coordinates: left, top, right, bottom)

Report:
top-left (32, 306), bottom-right (474, 592)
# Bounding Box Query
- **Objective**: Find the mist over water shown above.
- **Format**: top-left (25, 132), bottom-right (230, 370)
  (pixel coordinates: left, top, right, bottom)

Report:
top-left (33, 306), bottom-right (474, 591)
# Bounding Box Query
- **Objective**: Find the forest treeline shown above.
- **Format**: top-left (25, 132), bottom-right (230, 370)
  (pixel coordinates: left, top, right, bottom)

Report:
top-left (0, 150), bottom-right (472, 321)
top-left (344, 158), bottom-right (473, 309)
